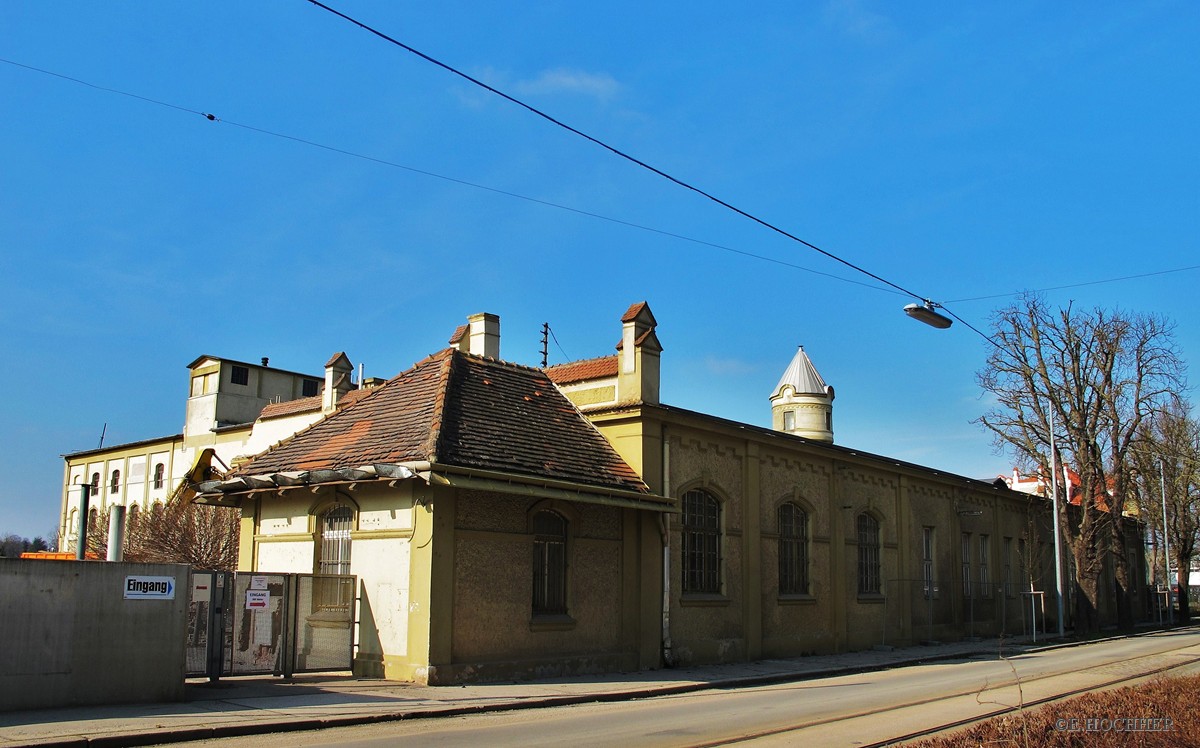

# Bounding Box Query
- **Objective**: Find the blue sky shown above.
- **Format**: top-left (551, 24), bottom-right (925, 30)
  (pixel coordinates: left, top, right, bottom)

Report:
top-left (2, 2), bottom-right (1197, 540)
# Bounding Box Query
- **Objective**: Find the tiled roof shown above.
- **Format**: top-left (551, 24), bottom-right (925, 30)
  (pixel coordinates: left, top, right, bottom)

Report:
top-left (621, 301), bottom-right (653, 324)
top-left (258, 395), bottom-right (321, 421)
top-left (234, 349), bottom-right (647, 493)
top-left (325, 351), bottom-right (351, 368)
top-left (545, 355), bottom-right (618, 384)
top-left (448, 324), bottom-right (468, 345)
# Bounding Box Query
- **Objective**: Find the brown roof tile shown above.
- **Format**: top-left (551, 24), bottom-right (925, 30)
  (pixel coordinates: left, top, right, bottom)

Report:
top-left (235, 349), bottom-right (646, 493)
top-left (545, 355), bottom-right (618, 384)
top-left (258, 395), bottom-right (322, 421)
top-left (621, 301), bottom-right (651, 323)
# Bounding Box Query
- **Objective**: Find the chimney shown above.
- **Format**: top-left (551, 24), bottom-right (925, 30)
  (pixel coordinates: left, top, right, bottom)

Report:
top-left (261, 357), bottom-right (269, 367)
top-left (467, 312), bottom-right (500, 359)
top-left (322, 352), bottom-right (354, 412)
top-left (616, 302), bottom-right (661, 405)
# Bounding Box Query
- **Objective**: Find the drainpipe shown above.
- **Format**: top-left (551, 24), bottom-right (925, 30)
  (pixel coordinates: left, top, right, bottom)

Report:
top-left (660, 425), bottom-right (673, 666)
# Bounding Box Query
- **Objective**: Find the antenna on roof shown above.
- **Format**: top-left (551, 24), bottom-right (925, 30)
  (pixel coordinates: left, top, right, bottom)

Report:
top-left (540, 323), bottom-right (549, 368)
top-left (98, 422), bottom-right (107, 449)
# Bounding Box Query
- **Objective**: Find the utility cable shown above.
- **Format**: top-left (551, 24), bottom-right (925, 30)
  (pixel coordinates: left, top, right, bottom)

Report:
top-left (303, 0), bottom-right (932, 304)
top-left (1, 57), bottom-right (894, 296)
top-left (7, 55), bottom-right (1189, 335)
top-left (945, 265), bottom-right (1200, 303)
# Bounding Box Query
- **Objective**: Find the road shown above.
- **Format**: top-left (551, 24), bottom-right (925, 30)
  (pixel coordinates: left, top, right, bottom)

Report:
top-left (172, 629), bottom-right (1200, 748)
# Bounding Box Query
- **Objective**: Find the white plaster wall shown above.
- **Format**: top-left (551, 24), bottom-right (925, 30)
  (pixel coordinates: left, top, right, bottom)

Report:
top-left (239, 412), bottom-right (325, 461)
top-left (352, 538), bottom-right (411, 658)
top-left (256, 541), bottom-right (314, 573)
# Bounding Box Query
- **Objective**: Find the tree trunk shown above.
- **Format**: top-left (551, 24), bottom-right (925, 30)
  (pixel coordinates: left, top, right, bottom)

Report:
top-left (1110, 518), bottom-right (1135, 632)
top-left (1074, 572), bottom-right (1100, 634)
top-left (1176, 556), bottom-right (1192, 623)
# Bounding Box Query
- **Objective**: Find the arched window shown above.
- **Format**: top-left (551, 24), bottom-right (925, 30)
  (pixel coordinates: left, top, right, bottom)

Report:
top-left (90, 472), bottom-right (100, 497)
top-left (153, 463), bottom-right (165, 490)
top-left (682, 488), bottom-right (721, 594)
top-left (857, 513), bottom-right (881, 595)
top-left (778, 503), bottom-right (809, 595)
top-left (127, 503), bottom-right (140, 527)
top-left (150, 502), bottom-right (164, 521)
top-left (110, 469), bottom-right (120, 494)
top-left (532, 510), bottom-right (568, 615)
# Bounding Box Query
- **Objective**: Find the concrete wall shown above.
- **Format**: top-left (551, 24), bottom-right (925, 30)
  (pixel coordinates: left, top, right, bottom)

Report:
top-left (0, 560), bottom-right (189, 711)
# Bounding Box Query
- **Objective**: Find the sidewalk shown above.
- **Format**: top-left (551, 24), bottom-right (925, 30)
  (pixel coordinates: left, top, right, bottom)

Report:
top-left (0, 635), bottom-right (1096, 748)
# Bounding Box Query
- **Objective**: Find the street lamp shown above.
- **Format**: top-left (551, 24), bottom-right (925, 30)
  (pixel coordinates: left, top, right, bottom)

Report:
top-left (904, 301), bottom-right (953, 329)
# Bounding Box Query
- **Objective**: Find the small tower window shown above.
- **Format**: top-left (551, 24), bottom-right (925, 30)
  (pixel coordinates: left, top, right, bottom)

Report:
top-left (783, 410), bottom-right (795, 431)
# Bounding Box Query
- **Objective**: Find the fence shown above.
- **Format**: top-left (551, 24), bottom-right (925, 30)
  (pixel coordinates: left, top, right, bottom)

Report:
top-left (186, 571), bottom-right (356, 678)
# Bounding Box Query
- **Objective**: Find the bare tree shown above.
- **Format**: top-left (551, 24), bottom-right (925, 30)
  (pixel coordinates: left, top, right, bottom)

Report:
top-left (978, 294), bottom-right (1184, 634)
top-left (85, 486), bottom-right (240, 571)
top-left (1129, 398), bottom-right (1200, 622)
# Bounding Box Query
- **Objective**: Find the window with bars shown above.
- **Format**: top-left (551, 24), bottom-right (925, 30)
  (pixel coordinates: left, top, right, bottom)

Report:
top-left (778, 503), bottom-right (809, 595)
top-left (921, 526), bottom-right (935, 597)
top-left (532, 510), bottom-right (568, 615)
top-left (231, 365), bottom-right (249, 386)
top-left (857, 513), bottom-right (881, 595)
top-left (961, 533), bottom-right (972, 598)
top-left (317, 504), bottom-right (354, 612)
top-left (682, 489), bottom-right (721, 594)
top-left (979, 534), bottom-right (991, 598)
top-left (302, 379), bottom-right (320, 397)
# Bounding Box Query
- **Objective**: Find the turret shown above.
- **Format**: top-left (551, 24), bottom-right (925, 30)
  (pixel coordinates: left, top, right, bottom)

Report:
top-left (769, 346), bottom-right (834, 443)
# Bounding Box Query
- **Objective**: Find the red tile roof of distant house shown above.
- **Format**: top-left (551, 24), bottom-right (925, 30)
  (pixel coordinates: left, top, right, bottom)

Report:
top-left (545, 355), bottom-right (619, 384)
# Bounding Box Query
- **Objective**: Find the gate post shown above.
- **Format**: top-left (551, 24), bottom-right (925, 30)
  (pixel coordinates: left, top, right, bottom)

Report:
top-left (282, 575), bottom-right (297, 678)
top-left (206, 572), bottom-right (227, 681)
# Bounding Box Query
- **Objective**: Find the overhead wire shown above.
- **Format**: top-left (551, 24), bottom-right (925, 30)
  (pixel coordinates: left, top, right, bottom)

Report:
top-left (5, 55), bottom-right (1194, 341)
top-left (302, 1), bottom-right (933, 304)
top-left (0, 57), bottom-right (895, 297)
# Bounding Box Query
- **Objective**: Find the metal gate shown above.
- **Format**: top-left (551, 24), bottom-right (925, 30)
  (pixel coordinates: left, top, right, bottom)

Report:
top-left (186, 571), bottom-right (356, 678)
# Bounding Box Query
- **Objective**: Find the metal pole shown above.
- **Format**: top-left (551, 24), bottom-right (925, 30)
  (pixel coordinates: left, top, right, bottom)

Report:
top-left (75, 483), bottom-right (91, 560)
top-left (1160, 458), bottom-right (1174, 625)
top-left (1048, 408), bottom-right (1065, 637)
top-left (106, 505), bottom-right (126, 562)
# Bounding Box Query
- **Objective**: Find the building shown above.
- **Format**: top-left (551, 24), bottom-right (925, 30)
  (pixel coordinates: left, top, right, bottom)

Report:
top-left (59, 353), bottom-right (377, 549)
top-left (191, 302), bottom-right (1088, 683)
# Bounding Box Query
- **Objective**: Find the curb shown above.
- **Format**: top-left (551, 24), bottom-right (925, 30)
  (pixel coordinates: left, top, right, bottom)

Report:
top-left (12, 626), bottom-right (1194, 748)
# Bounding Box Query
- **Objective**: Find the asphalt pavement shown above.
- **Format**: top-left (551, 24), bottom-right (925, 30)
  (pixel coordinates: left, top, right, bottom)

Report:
top-left (0, 632), bottom-right (1140, 748)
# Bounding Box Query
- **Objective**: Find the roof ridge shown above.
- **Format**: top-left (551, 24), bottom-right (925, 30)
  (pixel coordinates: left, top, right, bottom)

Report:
top-left (421, 349), bottom-right (457, 461)
top-left (546, 353), bottom-right (618, 369)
